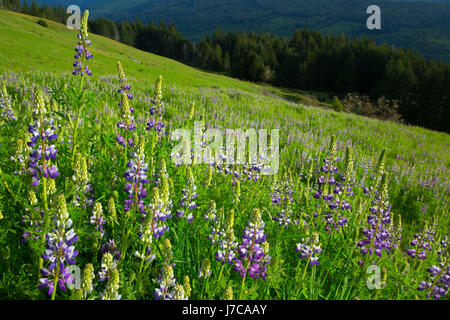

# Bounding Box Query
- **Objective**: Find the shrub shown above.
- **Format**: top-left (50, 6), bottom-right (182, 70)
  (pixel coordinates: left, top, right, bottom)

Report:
top-left (343, 93), bottom-right (403, 123)
top-left (36, 20), bottom-right (48, 28)
top-left (332, 96), bottom-right (344, 112)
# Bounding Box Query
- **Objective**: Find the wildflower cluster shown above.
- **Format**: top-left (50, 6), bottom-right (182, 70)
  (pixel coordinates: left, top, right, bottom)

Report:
top-left (38, 195), bottom-right (79, 297)
top-left (79, 263), bottom-right (95, 299)
top-left (241, 155), bottom-right (267, 182)
top-left (418, 237), bottom-right (449, 300)
top-left (313, 137), bottom-right (352, 232)
top-left (0, 82), bottom-right (16, 123)
top-left (204, 200), bottom-right (217, 221)
top-left (406, 223), bottom-right (436, 260)
top-left (208, 206), bottom-right (225, 246)
top-left (21, 191), bottom-right (42, 243)
top-left (199, 258), bottom-right (212, 279)
top-left (135, 185), bottom-right (171, 264)
top-left (235, 208), bottom-right (271, 279)
top-left (98, 252), bottom-right (117, 282)
top-left (271, 172), bottom-right (294, 228)
top-left (357, 173), bottom-right (400, 259)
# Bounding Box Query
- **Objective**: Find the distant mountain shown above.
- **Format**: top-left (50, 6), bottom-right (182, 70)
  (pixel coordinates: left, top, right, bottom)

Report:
top-left (32, 0), bottom-right (450, 62)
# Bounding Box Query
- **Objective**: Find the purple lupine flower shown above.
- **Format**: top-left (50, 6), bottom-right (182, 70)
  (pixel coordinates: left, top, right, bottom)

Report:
top-left (100, 239), bottom-right (121, 261)
top-left (146, 76), bottom-right (166, 134)
top-left (38, 195), bottom-right (78, 297)
top-left (295, 233), bottom-right (322, 266)
top-left (21, 191), bottom-right (42, 243)
top-left (215, 209), bottom-right (237, 265)
top-left (406, 224), bottom-right (436, 260)
top-left (417, 236), bottom-right (449, 300)
top-left (90, 202), bottom-right (106, 238)
top-left (98, 252), bottom-right (117, 282)
top-left (134, 184), bottom-right (172, 265)
top-left (27, 88), bottom-right (59, 187)
top-left (206, 204), bottom-right (226, 247)
top-left (117, 62), bottom-right (133, 101)
top-left (153, 239), bottom-right (185, 300)
top-left (271, 174), bottom-right (294, 228)
top-left (115, 92), bottom-right (136, 148)
top-left (234, 209), bottom-right (271, 280)
top-left (176, 167), bottom-right (197, 222)
top-left (72, 11), bottom-right (93, 77)
top-left (312, 136), bottom-right (352, 233)
top-left (0, 82), bottom-right (17, 123)
top-left (123, 138), bottom-right (148, 214)
top-left (357, 173), bottom-right (401, 260)
top-left (154, 265), bottom-right (176, 300)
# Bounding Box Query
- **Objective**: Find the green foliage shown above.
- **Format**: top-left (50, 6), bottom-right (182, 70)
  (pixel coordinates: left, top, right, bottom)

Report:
top-left (332, 96), bottom-right (343, 112)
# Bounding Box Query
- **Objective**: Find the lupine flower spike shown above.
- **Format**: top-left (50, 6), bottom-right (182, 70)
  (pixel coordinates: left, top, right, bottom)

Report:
top-left (124, 135), bottom-right (148, 214)
top-left (235, 208), bottom-right (271, 280)
top-left (90, 202), bottom-right (106, 238)
top-left (0, 82), bottom-right (16, 124)
top-left (146, 76), bottom-right (166, 134)
top-left (357, 173), bottom-right (400, 260)
top-left (418, 238), bottom-right (449, 300)
top-left (154, 239), bottom-right (188, 300)
top-left (296, 232), bottom-right (322, 267)
top-left (28, 87), bottom-right (59, 187)
top-left (216, 209), bottom-right (237, 266)
top-left (72, 10), bottom-right (93, 78)
top-left (117, 61), bottom-right (133, 101)
top-left (72, 153), bottom-right (94, 208)
top-left (177, 167), bottom-right (197, 222)
top-left (38, 194), bottom-right (78, 299)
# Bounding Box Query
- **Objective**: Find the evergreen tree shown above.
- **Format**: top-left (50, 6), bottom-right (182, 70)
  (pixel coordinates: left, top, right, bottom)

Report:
top-left (332, 96), bottom-right (344, 112)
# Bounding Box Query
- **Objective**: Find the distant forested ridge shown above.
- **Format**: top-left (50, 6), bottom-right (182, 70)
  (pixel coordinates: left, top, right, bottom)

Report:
top-left (2, 1), bottom-right (449, 132)
top-left (31, 0), bottom-right (450, 63)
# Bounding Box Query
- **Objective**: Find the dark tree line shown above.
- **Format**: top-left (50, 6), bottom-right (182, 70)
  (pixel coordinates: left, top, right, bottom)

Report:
top-left (2, 0), bottom-right (449, 132)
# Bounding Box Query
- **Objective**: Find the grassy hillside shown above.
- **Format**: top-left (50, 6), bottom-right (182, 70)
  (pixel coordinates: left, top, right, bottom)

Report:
top-left (0, 9), bottom-right (262, 92)
top-left (0, 9), bottom-right (340, 107)
top-left (0, 9), bottom-right (449, 300)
